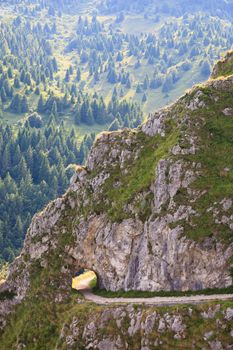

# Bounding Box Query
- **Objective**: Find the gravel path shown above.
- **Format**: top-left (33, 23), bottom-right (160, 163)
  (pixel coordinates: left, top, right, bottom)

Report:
top-left (82, 290), bottom-right (233, 306)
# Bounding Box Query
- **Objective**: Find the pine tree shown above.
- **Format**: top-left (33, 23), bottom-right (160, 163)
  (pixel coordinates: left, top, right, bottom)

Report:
top-left (35, 87), bottom-right (40, 95)
top-left (86, 108), bottom-right (94, 125)
top-left (21, 95), bottom-right (29, 113)
top-left (142, 93), bottom-right (147, 103)
top-left (7, 67), bottom-right (13, 79)
top-left (25, 73), bottom-right (32, 86)
top-left (65, 70), bottom-right (70, 82)
top-left (2, 146), bottom-right (11, 176)
top-left (0, 87), bottom-right (7, 103)
top-left (136, 84), bottom-right (143, 93)
top-left (76, 68), bottom-right (81, 82)
top-left (37, 95), bottom-right (44, 113)
top-left (51, 101), bottom-right (58, 119)
top-left (20, 70), bottom-right (26, 83)
top-left (10, 93), bottom-right (21, 113)
top-left (126, 77), bottom-right (131, 89)
top-left (107, 68), bottom-right (118, 84)
top-left (14, 76), bottom-right (20, 89)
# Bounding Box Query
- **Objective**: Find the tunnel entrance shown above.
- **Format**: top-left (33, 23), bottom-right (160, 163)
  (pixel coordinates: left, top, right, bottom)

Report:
top-left (72, 269), bottom-right (97, 291)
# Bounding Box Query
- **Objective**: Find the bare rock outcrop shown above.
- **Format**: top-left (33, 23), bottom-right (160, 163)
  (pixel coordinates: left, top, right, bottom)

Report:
top-left (56, 304), bottom-right (233, 350)
top-left (3, 98), bottom-right (232, 299)
top-left (1, 52), bottom-right (233, 336)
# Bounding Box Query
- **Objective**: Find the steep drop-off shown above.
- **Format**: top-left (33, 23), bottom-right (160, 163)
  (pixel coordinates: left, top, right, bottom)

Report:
top-left (1, 52), bottom-right (233, 349)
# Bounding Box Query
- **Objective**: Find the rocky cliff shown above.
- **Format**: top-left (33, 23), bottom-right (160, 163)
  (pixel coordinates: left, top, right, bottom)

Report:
top-left (55, 302), bottom-right (233, 350)
top-left (1, 52), bottom-right (233, 349)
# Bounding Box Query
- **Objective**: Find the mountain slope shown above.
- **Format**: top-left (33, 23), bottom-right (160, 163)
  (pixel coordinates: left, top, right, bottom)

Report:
top-left (100, 0), bottom-right (233, 21)
top-left (2, 0), bottom-right (233, 125)
top-left (1, 51), bottom-right (233, 349)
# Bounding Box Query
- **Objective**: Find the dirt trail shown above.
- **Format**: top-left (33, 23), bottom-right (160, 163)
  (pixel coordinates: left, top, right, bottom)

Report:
top-left (81, 290), bottom-right (233, 306)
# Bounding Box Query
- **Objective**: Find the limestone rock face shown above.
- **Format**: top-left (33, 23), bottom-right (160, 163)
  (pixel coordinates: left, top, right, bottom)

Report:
top-left (4, 89), bottom-right (233, 299)
top-left (67, 212), bottom-right (232, 292)
top-left (2, 54), bottom-right (233, 326)
top-left (142, 111), bottom-right (167, 136)
top-left (56, 304), bottom-right (233, 350)
top-left (186, 91), bottom-right (206, 111)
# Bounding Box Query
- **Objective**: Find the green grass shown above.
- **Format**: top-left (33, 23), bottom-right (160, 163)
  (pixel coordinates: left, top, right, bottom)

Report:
top-left (118, 14), bottom-right (164, 35)
top-left (93, 126), bottom-right (179, 222)
top-left (65, 118), bottom-right (110, 143)
top-left (0, 290), bottom-right (97, 350)
top-left (174, 86), bottom-right (233, 242)
top-left (0, 11), bottom-right (221, 122)
top-left (0, 210), bottom-right (77, 349)
top-left (93, 285), bottom-right (233, 298)
top-left (1, 8), bottom-right (231, 138)
top-left (212, 50), bottom-right (233, 78)
top-left (0, 190), bottom-right (232, 348)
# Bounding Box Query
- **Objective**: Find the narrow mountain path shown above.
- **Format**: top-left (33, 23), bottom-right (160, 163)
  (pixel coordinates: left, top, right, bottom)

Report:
top-left (81, 290), bottom-right (233, 306)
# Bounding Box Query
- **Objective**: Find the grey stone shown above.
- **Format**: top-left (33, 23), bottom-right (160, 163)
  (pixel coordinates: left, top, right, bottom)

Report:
top-left (141, 111), bottom-right (166, 137)
top-left (225, 308), bottom-right (233, 321)
top-left (223, 108), bottom-right (233, 116)
top-left (208, 340), bottom-right (223, 350)
top-left (186, 91), bottom-right (205, 111)
top-left (97, 339), bottom-right (118, 350)
top-left (171, 315), bottom-right (185, 334)
top-left (204, 331), bottom-right (214, 340)
top-left (201, 305), bottom-right (221, 319)
top-left (158, 318), bottom-right (166, 332)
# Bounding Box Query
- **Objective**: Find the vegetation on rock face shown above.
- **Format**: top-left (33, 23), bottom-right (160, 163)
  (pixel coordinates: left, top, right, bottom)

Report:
top-left (1, 286), bottom-right (233, 349)
top-left (3, 64), bottom-right (233, 346)
top-left (0, 204), bottom-right (80, 349)
top-left (212, 50), bottom-right (233, 78)
top-left (1, 1), bottom-right (233, 348)
top-left (81, 73), bottom-right (233, 247)
top-left (93, 285), bottom-right (233, 298)
top-left (1, 0), bottom-right (233, 263)
top-left (170, 83), bottom-right (233, 244)
top-left (99, 128), bottom-right (179, 222)
top-left (1, 210), bottom-right (233, 349)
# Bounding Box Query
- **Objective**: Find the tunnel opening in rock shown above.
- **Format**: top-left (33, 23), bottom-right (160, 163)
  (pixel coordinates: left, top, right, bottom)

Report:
top-left (72, 269), bottom-right (98, 291)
